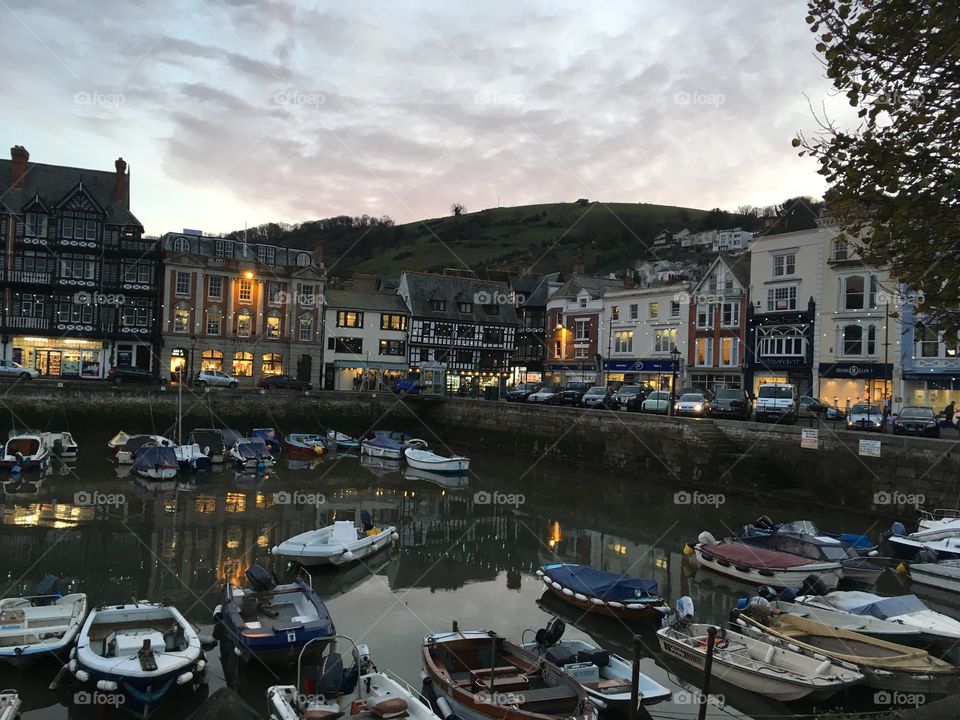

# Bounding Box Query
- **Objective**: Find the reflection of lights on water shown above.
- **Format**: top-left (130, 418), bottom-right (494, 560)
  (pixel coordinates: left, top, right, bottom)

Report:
top-left (225, 492), bottom-right (246, 513)
top-left (257, 534), bottom-right (269, 548)
top-left (256, 493), bottom-right (268, 510)
top-left (163, 498), bottom-right (176, 513)
top-left (608, 543), bottom-right (628, 556)
top-left (4, 503), bottom-right (93, 528)
top-left (195, 496), bottom-right (216, 513)
top-left (547, 521), bottom-right (562, 548)
top-left (226, 539), bottom-right (240, 549)
top-left (654, 557), bottom-right (668, 570)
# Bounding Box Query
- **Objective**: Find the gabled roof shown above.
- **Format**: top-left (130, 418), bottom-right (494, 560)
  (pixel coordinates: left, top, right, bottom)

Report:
top-left (400, 271), bottom-right (519, 324)
top-left (549, 273), bottom-right (623, 301)
top-left (325, 288), bottom-right (407, 313)
top-left (509, 272), bottom-right (561, 306)
top-left (693, 252), bottom-right (751, 293)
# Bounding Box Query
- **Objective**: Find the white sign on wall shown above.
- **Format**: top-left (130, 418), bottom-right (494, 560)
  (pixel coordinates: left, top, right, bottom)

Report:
top-left (859, 439), bottom-right (881, 457)
top-left (801, 428), bottom-right (819, 449)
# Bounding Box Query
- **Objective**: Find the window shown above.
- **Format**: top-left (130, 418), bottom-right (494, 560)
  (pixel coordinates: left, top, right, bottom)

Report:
top-left (201, 349), bottom-right (223, 372)
top-left (457, 325), bottom-right (475, 339)
top-left (613, 330), bottom-right (633, 353)
top-left (296, 252), bottom-right (310, 267)
top-left (435, 323), bottom-right (452, 337)
top-left (457, 302), bottom-right (473, 313)
top-left (773, 253), bottom-right (796, 277)
top-left (174, 306), bottom-right (190, 333)
top-left (840, 274), bottom-right (878, 310)
top-left (610, 306), bottom-right (620, 321)
top-left (759, 327), bottom-right (805, 357)
top-left (721, 302), bottom-right (740, 327)
top-left (482, 304), bottom-right (499, 316)
top-left (24, 212), bottom-right (48, 237)
top-left (205, 307), bottom-right (222, 335)
top-left (629, 304), bottom-right (639, 320)
top-left (483, 328), bottom-right (504, 344)
top-left (262, 353), bottom-right (283, 376)
top-left (173, 237), bottom-right (190, 253)
top-left (655, 328), bottom-right (677, 353)
top-left (208, 276), bottom-right (223, 300)
top-left (215, 239), bottom-right (233, 259)
top-left (257, 246), bottom-right (276, 265)
top-left (379, 340), bottom-right (406, 356)
top-left (456, 350), bottom-right (474, 365)
top-left (61, 214), bottom-right (98, 240)
top-left (695, 338), bottom-right (713, 366)
top-left (16, 293), bottom-right (45, 317)
top-left (331, 337), bottom-right (363, 354)
top-left (56, 299), bottom-right (93, 324)
top-left (265, 313), bottom-right (281, 339)
top-left (767, 285), bottom-right (798, 312)
top-left (175, 271), bottom-right (191, 296)
top-left (122, 260), bottom-right (154, 285)
top-left (670, 301), bottom-right (681, 318)
top-left (832, 239), bottom-right (848, 261)
top-left (238, 279), bottom-right (253, 302)
top-left (649, 303), bottom-right (659, 319)
top-left (121, 300), bottom-right (151, 328)
top-left (268, 282), bottom-right (282, 304)
top-left (298, 316), bottom-right (313, 342)
top-left (430, 299), bottom-right (447, 312)
top-left (917, 324), bottom-right (941, 358)
top-left (719, 337), bottom-right (739, 367)
top-left (60, 254), bottom-right (96, 280)
top-left (696, 304), bottom-right (714, 329)
top-left (840, 324), bottom-right (876, 356)
top-left (579, 297), bottom-right (587, 308)
top-left (236, 309), bottom-right (252, 337)
top-left (553, 340), bottom-right (562, 358)
top-left (574, 319), bottom-right (589, 340)
top-left (574, 346), bottom-right (588, 359)
top-left (381, 314), bottom-right (408, 331)
top-left (232, 351), bottom-right (253, 377)
top-left (337, 311), bottom-right (364, 328)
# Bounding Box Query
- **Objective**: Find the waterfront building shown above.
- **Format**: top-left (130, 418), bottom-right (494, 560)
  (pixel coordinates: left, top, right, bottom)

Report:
top-left (0, 145), bottom-right (160, 378)
top-left (601, 281), bottom-right (690, 390)
top-left (397, 271), bottom-right (518, 395)
top-left (685, 253), bottom-right (751, 391)
top-left (507, 272), bottom-right (559, 385)
top-left (900, 300), bottom-right (960, 410)
top-left (159, 231), bottom-right (325, 386)
top-left (321, 274), bottom-right (409, 391)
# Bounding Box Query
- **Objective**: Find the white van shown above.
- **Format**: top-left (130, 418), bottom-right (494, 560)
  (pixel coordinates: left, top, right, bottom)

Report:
top-left (755, 383), bottom-right (797, 423)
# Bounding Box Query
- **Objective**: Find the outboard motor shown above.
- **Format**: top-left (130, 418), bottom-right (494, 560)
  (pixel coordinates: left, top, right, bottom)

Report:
top-left (755, 515), bottom-right (775, 531)
top-left (884, 521), bottom-right (907, 539)
top-left (779, 586), bottom-right (801, 603)
top-left (697, 531), bottom-right (718, 546)
top-left (35, 575), bottom-right (61, 605)
top-left (245, 564), bottom-right (276, 592)
top-left (757, 585), bottom-right (778, 602)
top-left (534, 617), bottom-right (566, 649)
top-left (746, 596), bottom-right (773, 620)
top-left (915, 548), bottom-right (938, 564)
top-left (361, 509), bottom-right (374, 534)
top-left (800, 574), bottom-right (828, 597)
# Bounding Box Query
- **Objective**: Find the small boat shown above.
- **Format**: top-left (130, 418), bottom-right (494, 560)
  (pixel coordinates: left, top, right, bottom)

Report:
top-left (909, 558), bottom-right (960, 593)
top-left (732, 600), bottom-right (960, 694)
top-left (174, 443), bottom-right (211, 472)
top-left (361, 431), bottom-right (427, 460)
top-left (214, 565), bottom-right (334, 666)
top-left (422, 628), bottom-right (597, 720)
top-left (133, 445), bottom-right (180, 480)
top-left (326, 429), bottom-right (361, 450)
top-left (695, 532), bottom-right (843, 590)
top-left (536, 563), bottom-right (669, 625)
top-left (286, 433), bottom-right (326, 454)
top-left (251, 428), bottom-right (282, 454)
top-left (74, 601), bottom-right (207, 717)
top-left (889, 519), bottom-right (960, 561)
top-left (404, 447), bottom-right (470, 474)
top-left (918, 508), bottom-right (960, 532)
top-left (740, 516), bottom-right (878, 555)
top-left (110, 432), bottom-right (175, 465)
top-left (658, 598), bottom-right (861, 701)
top-left (188, 429), bottom-right (227, 464)
top-left (0, 433), bottom-right (50, 472)
top-left (761, 597), bottom-right (923, 645)
top-left (268, 637), bottom-right (436, 720)
top-left (523, 617), bottom-right (670, 708)
top-left (229, 438), bottom-right (276, 470)
top-left (271, 511), bottom-right (399, 567)
top-left (0, 582), bottom-right (87, 667)
top-left (795, 591), bottom-right (960, 649)
top-left (0, 691), bottom-right (20, 720)
top-left (39, 431), bottom-right (78, 459)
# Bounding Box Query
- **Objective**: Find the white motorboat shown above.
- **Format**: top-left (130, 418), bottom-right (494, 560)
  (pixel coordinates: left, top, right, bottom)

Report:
top-left (271, 514), bottom-right (398, 567)
top-left (404, 446), bottom-right (470, 474)
top-left (327, 430), bottom-right (361, 450)
top-left (0, 592), bottom-right (88, 666)
top-left (1, 433), bottom-right (50, 473)
top-left (770, 599), bottom-right (923, 645)
top-left (889, 519), bottom-right (960, 561)
top-left (909, 558), bottom-right (960, 593)
top-left (229, 438), bottom-right (276, 470)
top-left (110, 432), bottom-right (175, 465)
top-left (174, 443), bottom-right (211, 471)
top-left (73, 601), bottom-right (206, 717)
top-left (0, 690), bottom-right (20, 720)
top-left (39, 431), bottom-right (78, 459)
top-left (917, 508), bottom-right (960, 532)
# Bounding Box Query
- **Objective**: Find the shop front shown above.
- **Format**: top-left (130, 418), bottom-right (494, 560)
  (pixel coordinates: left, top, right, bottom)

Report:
top-left (751, 357), bottom-right (813, 397)
top-left (12, 336), bottom-right (106, 378)
top-left (818, 362), bottom-right (894, 411)
top-left (509, 366), bottom-right (543, 387)
top-left (544, 362), bottom-right (597, 388)
top-left (333, 360), bottom-right (406, 391)
top-left (903, 371), bottom-right (960, 412)
top-left (603, 358), bottom-right (679, 391)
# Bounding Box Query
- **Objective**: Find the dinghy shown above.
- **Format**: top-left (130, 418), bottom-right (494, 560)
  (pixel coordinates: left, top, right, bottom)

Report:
top-left (0, 586), bottom-right (87, 667)
top-left (1, 433), bottom-right (50, 472)
top-left (658, 598), bottom-right (862, 702)
top-left (522, 618), bottom-right (670, 708)
top-left (760, 598), bottom-right (922, 645)
top-left (271, 511), bottom-right (399, 567)
top-left (361, 431), bottom-right (426, 460)
top-left (360, 455), bottom-right (402, 477)
top-left (133, 445), bottom-right (180, 480)
top-left (422, 628), bottom-right (597, 720)
top-left (404, 447), bottom-right (470, 474)
top-left (909, 558), bottom-right (960, 593)
top-left (268, 637), bottom-right (436, 720)
top-left (229, 438), bottom-right (276, 470)
top-left (286, 433), bottom-right (326, 454)
top-left (214, 565), bottom-right (334, 666)
top-left (73, 601), bottom-right (207, 717)
top-left (39, 431), bottom-right (78, 459)
top-left (0, 691), bottom-right (20, 720)
top-left (889, 519), bottom-right (960, 561)
top-left (733, 600), bottom-right (960, 694)
top-left (537, 564), bottom-right (668, 625)
top-left (111, 433), bottom-right (175, 465)
top-left (327, 430), bottom-right (361, 451)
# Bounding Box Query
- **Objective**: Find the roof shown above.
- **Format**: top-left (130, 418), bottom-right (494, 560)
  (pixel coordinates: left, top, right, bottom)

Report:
top-left (400, 272), bottom-right (519, 324)
top-left (0, 157), bottom-right (141, 227)
top-left (550, 273), bottom-right (623, 300)
top-left (324, 288), bottom-right (407, 313)
top-left (721, 252), bottom-right (751, 288)
top-left (510, 272), bottom-right (561, 306)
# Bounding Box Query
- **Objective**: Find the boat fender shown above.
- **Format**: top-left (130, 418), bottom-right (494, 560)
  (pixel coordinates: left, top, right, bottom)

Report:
top-left (75, 669), bottom-right (89, 682)
top-left (779, 587), bottom-right (800, 603)
top-left (70, 648), bottom-right (76, 659)
top-left (589, 598), bottom-right (605, 606)
top-left (196, 659), bottom-right (206, 671)
top-left (757, 586), bottom-right (778, 602)
top-left (535, 570), bottom-right (544, 576)
top-left (177, 671), bottom-right (194, 685)
top-left (682, 543), bottom-right (695, 556)
top-left (342, 550), bottom-right (356, 562)
top-left (96, 680), bottom-right (118, 692)
top-left (391, 532), bottom-right (399, 541)
top-left (763, 645), bottom-right (775, 664)
top-left (813, 659), bottom-right (833, 676)
top-left (914, 548), bottom-right (938, 564)
top-left (607, 601), bottom-right (624, 609)
top-left (212, 604), bottom-right (223, 622)
top-left (435, 695), bottom-right (455, 720)
top-left (697, 531), bottom-right (718, 546)
top-left (574, 593), bottom-right (588, 602)
top-left (541, 577), bottom-right (551, 586)
top-left (562, 588), bottom-right (574, 597)
top-left (234, 646), bottom-right (243, 657)
top-left (551, 582), bottom-right (562, 591)
top-left (786, 643), bottom-right (801, 653)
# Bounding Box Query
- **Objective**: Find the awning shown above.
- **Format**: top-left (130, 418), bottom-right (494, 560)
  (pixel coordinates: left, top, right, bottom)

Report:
top-left (334, 360), bottom-right (407, 370)
top-left (818, 362), bottom-right (893, 380)
top-left (603, 358), bottom-right (676, 372)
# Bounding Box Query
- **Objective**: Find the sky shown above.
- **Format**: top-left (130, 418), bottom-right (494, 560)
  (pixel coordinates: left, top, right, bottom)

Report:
top-left (0, 0), bottom-right (849, 236)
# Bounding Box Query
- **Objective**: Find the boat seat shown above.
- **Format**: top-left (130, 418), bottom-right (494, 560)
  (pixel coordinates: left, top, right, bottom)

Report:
top-left (516, 686), bottom-right (578, 707)
top-left (240, 596), bottom-right (260, 622)
top-left (575, 650), bottom-right (609, 668)
top-left (331, 521), bottom-right (359, 544)
top-left (544, 647), bottom-right (576, 666)
top-left (313, 652), bottom-right (345, 696)
top-left (304, 711), bottom-right (343, 720)
top-left (474, 674), bottom-right (530, 693)
top-left (369, 698), bottom-right (408, 719)
top-left (584, 679), bottom-right (631, 691)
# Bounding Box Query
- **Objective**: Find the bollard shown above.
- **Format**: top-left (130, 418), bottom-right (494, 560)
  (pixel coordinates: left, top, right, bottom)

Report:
top-left (698, 626), bottom-right (718, 720)
top-left (629, 634), bottom-right (642, 720)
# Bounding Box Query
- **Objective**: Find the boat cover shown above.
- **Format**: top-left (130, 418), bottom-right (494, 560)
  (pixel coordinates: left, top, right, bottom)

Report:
top-left (845, 594), bottom-right (929, 619)
top-left (221, 430), bottom-right (243, 449)
top-left (235, 439), bottom-right (271, 460)
top-left (542, 564), bottom-right (659, 600)
top-left (701, 543), bottom-right (814, 569)
top-left (134, 446), bottom-right (179, 469)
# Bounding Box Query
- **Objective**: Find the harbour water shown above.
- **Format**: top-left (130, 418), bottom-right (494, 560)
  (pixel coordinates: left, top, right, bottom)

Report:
top-left (0, 427), bottom-right (943, 719)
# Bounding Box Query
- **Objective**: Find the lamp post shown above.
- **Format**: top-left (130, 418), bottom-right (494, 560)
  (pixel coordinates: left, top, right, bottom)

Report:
top-left (669, 346), bottom-right (681, 416)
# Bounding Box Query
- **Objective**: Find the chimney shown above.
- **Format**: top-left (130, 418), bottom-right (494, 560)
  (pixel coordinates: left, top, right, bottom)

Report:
top-left (572, 260), bottom-right (585, 275)
top-left (10, 146), bottom-right (29, 188)
top-left (114, 157), bottom-right (127, 202)
top-left (623, 270), bottom-right (635, 289)
top-left (313, 242), bottom-right (324, 266)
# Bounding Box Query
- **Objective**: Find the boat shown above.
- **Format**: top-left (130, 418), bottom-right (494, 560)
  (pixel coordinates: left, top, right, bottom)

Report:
top-left (918, 508), bottom-right (960, 532)
top-left (522, 617), bottom-right (669, 708)
top-left (536, 563), bottom-right (669, 625)
top-left (174, 443), bottom-right (211, 472)
top-left (271, 511), bottom-right (399, 567)
top-left (188, 429), bottom-right (227, 464)
top-left (740, 516), bottom-right (878, 555)
top-left (110, 433), bottom-right (175, 465)
top-left (732, 599), bottom-right (960, 694)
top-left (286, 433), bottom-right (326, 454)
top-left (657, 598), bottom-right (862, 702)
top-left (229, 437), bottom-right (276, 470)
top-left (404, 447), bottom-right (470, 474)
top-left (251, 428), bottom-right (283, 454)
top-left (0, 583), bottom-right (87, 667)
top-left (326, 429), bottom-right (361, 451)
top-left (694, 531), bottom-right (843, 590)
top-left (39, 431), bottom-right (78, 459)
top-left (889, 519), bottom-right (960, 561)
top-left (909, 558), bottom-right (960, 593)
top-left (133, 445), bottom-right (180, 480)
top-left (422, 628), bottom-right (597, 720)
top-left (794, 591), bottom-right (960, 650)
top-left (73, 601), bottom-right (207, 717)
top-left (360, 431), bottom-right (427, 460)
top-left (758, 597), bottom-right (923, 645)
top-left (0, 691), bottom-right (20, 720)
top-left (405, 467), bottom-right (470, 488)
top-left (268, 636), bottom-right (435, 720)
top-left (0, 433), bottom-right (50, 472)
top-left (213, 565), bottom-right (334, 666)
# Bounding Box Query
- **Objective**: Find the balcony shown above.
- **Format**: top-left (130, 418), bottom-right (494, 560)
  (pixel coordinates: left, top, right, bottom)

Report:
top-left (3, 316), bottom-right (50, 330)
top-left (913, 357), bottom-right (960, 370)
top-left (5, 270), bottom-right (53, 284)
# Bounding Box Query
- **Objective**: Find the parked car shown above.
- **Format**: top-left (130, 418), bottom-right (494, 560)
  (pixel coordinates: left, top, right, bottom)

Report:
top-left (505, 382), bottom-right (541, 402)
top-left (258, 374), bottom-right (311, 391)
top-left (580, 386), bottom-right (614, 409)
top-left (0, 360), bottom-right (38, 380)
top-left (527, 386), bottom-right (560, 404)
top-left (393, 378), bottom-right (422, 396)
top-left (674, 392), bottom-right (711, 417)
top-left (107, 366), bottom-right (166, 386)
top-left (709, 388), bottom-right (752, 420)
top-left (824, 405), bottom-right (847, 421)
top-left (613, 384), bottom-right (644, 411)
top-left (554, 382), bottom-right (590, 406)
top-left (892, 406), bottom-right (940, 438)
top-left (641, 391), bottom-right (672, 414)
top-left (754, 382), bottom-right (798, 423)
top-left (678, 386), bottom-right (714, 401)
top-left (194, 369), bottom-right (238, 388)
top-left (798, 395), bottom-right (829, 417)
top-left (846, 402), bottom-right (883, 432)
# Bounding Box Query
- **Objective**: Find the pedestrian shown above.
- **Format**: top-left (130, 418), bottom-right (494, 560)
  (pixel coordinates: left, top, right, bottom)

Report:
top-left (881, 396), bottom-right (891, 431)
top-left (353, 373), bottom-right (361, 391)
top-left (945, 400), bottom-right (956, 426)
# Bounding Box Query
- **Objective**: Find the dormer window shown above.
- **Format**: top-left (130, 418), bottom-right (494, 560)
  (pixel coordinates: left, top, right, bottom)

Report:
top-left (430, 299), bottom-right (447, 312)
top-left (257, 245), bottom-right (276, 265)
top-left (457, 302), bottom-right (473, 313)
top-left (173, 236), bottom-right (190, 253)
top-left (296, 252), bottom-right (310, 267)
top-left (25, 212), bottom-right (48, 238)
top-left (579, 297), bottom-right (587, 308)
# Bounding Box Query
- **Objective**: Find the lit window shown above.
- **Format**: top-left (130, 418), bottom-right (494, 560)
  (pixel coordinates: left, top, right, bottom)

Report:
top-left (205, 307), bottom-right (221, 335)
top-left (337, 311), bottom-right (364, 328)
top-left (232, 351), bottom-right (253, 377)
top-left (239, 279), bottom-right (253, 302)
top-left (265, 314), bottom-right (281, 339)
top-left (655, 328), bottom-right (676, 353)
top-left (173, 306), bottom-right (190, 333)
top-left (236, 309), bottom-right (252, 337)
top-left (201, 349), bottom-right (223, 372)
top-left (649, 303), bottom-right (659, 319)
top-left (613, 330), bottom-right (633, 353)
top-left (298, 316), bottom-right (313, 342)
top-left (262, 353), bottom-right (283, 376)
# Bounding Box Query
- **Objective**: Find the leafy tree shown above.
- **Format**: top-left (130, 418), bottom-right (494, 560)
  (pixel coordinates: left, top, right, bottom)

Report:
top-left (796, 0), bottom-right (960, 330)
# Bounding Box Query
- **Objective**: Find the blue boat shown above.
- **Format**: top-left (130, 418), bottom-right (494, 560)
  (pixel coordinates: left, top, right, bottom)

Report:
top-left (133, 446), bottom-right (180, 481)
top-left (740, 517), bottom-right (878, 555)
top-left (359, 431), bottom-right (426, 460)
top-left (213, 566), bottom-right (335, 667)
top-left (537, 563), bottom-right (669, 624)
top-left (251, 428), bottom-right (283, 455)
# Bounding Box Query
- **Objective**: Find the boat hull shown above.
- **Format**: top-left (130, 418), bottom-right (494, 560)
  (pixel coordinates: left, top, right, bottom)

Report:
top-left (361, 441), bottom-right (402, 460)
top-left (890, 536), bottom-right (960, 561)
top-left (540, 579), bottom-right (666, 625)
top-left (272, 526), bottom-right (397, 567)
top-left (910, 563), bottom-right (960, 594)
top-left (404, 456), bottom-right (470, 474)
top-left (695, 546), bottom-right (842, 590)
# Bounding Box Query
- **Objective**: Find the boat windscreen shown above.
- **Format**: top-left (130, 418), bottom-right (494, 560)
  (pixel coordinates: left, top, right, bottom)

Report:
top-left (849, 595), bottom-right (928, 620)
top-left (778, 520), bottom-right (819, 536)
top-left (251, 428), bottom-right (276, 441)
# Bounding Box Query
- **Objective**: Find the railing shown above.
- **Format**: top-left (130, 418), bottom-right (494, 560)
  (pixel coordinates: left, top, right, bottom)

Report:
top-left (3, 317), bottom-right (50, 330)
top-left (6, 270), bottom-right (52, 284)
top-left (912, 357), bottom-right (960, 369)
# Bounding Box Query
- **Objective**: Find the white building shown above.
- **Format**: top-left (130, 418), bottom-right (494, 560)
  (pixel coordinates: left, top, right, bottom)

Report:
top-left (713, 227), bottom-right (753, 252)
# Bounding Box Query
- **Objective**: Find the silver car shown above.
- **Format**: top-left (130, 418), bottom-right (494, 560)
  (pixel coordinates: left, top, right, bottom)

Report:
top-left (194, 369), bottom-right (238, 388)
top-left (675, 392), bottom-right (710, 417)
top-left (0, 360), bottom-right (38, 380)
top-left (846, 403), bottom-right (883, 432)
top-left (527, 386), bottom-right (560, 403)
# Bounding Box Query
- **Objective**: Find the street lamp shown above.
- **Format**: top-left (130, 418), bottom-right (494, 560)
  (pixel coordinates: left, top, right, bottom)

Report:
top-left (669, 346), bottom-right (681, 416)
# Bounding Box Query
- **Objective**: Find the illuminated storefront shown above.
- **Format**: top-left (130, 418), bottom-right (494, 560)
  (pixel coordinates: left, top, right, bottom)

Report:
top-left (332, 360), bottom-right (405, 391)
top-left (603, 358), bottom-right (678, 390)
top-left (818, 362), bottom-right (893, 411)
top-left (11, 336), bottom-right (106, 378)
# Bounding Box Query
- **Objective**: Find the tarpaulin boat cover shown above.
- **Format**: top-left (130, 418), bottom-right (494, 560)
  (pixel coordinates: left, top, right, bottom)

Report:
top-left (134, 446), bottom-right (178, 469)
top-left (236, 439), bottom-right (271, 459)
top-left (191, 430), bottom-right (224, 453)
top-left (700, 543), bottom-right (813, 569)
top-left (846, 594), bottom-right (928, 619)
top-left (220, 430), bottom-right (243, 448)
top-left (541, 564), bottom-right (659, 600)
